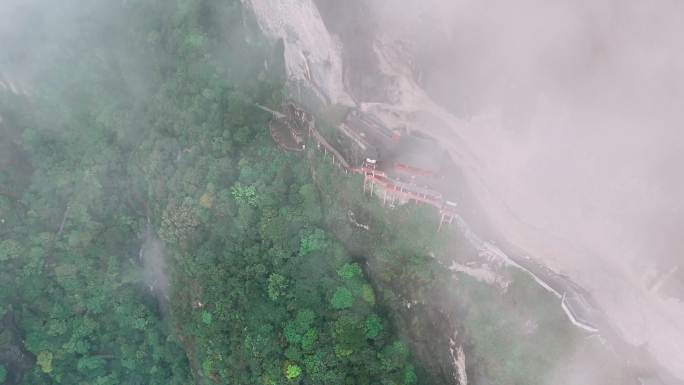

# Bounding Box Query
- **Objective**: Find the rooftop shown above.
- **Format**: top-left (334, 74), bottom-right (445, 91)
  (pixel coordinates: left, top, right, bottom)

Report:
top-left (385, 134), bottom-right (450, 176)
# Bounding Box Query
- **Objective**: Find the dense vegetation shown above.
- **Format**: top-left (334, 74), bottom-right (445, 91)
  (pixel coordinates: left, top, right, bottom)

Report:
top-left (0, 1), bottom-right (425, 384)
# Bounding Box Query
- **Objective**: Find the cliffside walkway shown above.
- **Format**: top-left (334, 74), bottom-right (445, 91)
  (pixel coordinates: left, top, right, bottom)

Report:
top-left (265, 102), bottom-right (457, 228)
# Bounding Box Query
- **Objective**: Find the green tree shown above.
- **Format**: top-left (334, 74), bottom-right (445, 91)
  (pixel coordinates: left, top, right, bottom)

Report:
top-left (365, 314), bottom-right (384, 339)
top-left (331, 287), bottom-right (353, 310)
top-left (0, 239), bottom-right (22, 261)
top-left (301, 329), bottom-right (317, 351)
top-left (159, 200), bottom-right (200, 244)
top-left (338, 263), bottom-right (362, 280)
top-left (201, 310), bottom-right (213, 325)
top-left (293, 309), bottom-right (315, 333)
top-left (299, 229), bottom-right (327, 256)
top-left (285, 363), bottom-right (301, 380)
top-left (37, 351), bottom-right (53, 374)
top-left (231, 183), bottom-right (258, 207)
top-left (404, 365), bottom-right (418, 385)
top-left (298, 184), bottom-right (322, 222)
top-left (267, 273), bottom-right (288, 301)
top-left (361, 284), bottom-right (376, 305)
top-left (334, 315), bottom-right (366, 357)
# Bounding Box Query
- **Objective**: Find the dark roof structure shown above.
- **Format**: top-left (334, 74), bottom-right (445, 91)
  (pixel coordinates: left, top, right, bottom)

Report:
top-left (344, 110), bottom-right (402, 153)
top-left (384, 134), bottom-right (450, 177)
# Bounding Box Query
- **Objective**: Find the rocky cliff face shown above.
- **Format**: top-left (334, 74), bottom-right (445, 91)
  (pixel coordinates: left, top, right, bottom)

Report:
top-left (243, 0), bottom-right (354, 109)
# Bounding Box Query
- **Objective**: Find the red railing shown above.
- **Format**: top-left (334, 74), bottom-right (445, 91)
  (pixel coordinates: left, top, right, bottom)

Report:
top-left (271, 106), bottom-right (457, 216)
top-left (361, 171), bottom-right (444, 209)
top-left (394, 163), bottom-right (436, 177)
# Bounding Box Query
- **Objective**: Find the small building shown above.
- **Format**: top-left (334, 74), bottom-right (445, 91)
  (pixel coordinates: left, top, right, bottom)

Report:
top-left (269, 103), bottom-right (313, 152)
top-left (342, 109), bottom-right (402, 160)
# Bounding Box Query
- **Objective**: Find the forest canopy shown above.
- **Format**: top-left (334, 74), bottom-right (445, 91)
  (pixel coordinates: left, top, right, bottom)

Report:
top-left (0, 0), bottom-right (424, 384)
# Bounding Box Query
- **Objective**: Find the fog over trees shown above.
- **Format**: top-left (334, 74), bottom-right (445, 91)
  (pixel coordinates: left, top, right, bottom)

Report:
top-left (0, 1), bottom-right (426, 384)
top-left (1, 1), bottom-right (683, 385)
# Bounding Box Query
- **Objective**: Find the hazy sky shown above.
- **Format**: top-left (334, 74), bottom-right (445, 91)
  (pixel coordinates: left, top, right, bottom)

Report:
top-left (366, 0), bottom-right (684, 379)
